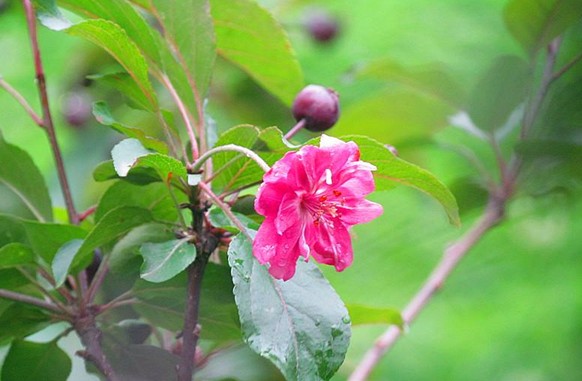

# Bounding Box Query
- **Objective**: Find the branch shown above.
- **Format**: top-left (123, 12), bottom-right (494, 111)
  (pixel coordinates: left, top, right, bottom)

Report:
top-left (349, 196), bottom-right (506, 381)
top-left (75, 312), bottom-right (120, 381)
top-left (0, 288), bottom-right (64, 314)
top-left (0, 77), bottom-right (43, 125)
top-left (190, 144), bottom-right (271, 174)
top-left (22, 0), bottom-right (78, 225)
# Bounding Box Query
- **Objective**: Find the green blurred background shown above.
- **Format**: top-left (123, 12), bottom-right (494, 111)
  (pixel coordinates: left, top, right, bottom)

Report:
top-left (0, 0), bottom-right (581, 380)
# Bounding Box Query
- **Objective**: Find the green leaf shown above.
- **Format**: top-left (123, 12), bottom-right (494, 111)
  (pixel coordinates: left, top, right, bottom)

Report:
top-left (92, 101), bottom-right (168, 153)
top-left (0, 269), bottom-right (29, 290)
top-left (357, 59), bottom-right (466, 108)
top-left (131, 154), bottom-right (188, 184)
top-left (33, 0), bottom-right (72, 30)
top-left (228, 232), bottom-right (351, 381)
top-left (504, 0), bottom-right (582, 56)
top-left (151, 0), bottom-right (216, 99)
top-left (92, 160), bottom-right (160, 185)
top-left (333, 90), bottom-right (454, 145)
top-left (139, 239), bottom-right (196, 283)
top-left (95, 181), bottom-right (181, 224)
top-left (212, 125), bottom-right (294, 193)
top-left (133, 264), bottom-right (240, 341)
top-left (109, 344), bottom-right (179, 381)
top-left (71, 206), bottom-right (153, 272)
top-left (467, 55), bottom-right (530, 132)
top-left (58, 0), bottom-right (162, 65)
top-left (109, 223), bottom-right (174, 276)
top-left (0, 243), bottom-right (34, 268)
top-left (346, 304), bottom-right (404, 327)
top-left (89, 73), bottom-right (154, 112)
top-left (51, 239), bottom-right (83, 287)
top-left (0, 133), bottom-right (52, 222)
top-left (111, 138), bottom-right (152, 177)
top-left (342, 135), bottom-right (460, 226)
top-left (1, 340), bottom-right (71, 381)
top-left (66, 19), bottom-right (158, 110)
top-left (0, 304), bottom-right (51, 342)
top-left (208, 207), bottom-right (260, 233)
top-left (210, 0), bottom-right (304, 105)
top-left (111, 138), bottom-right (187, 183)
top-left (21, 220), bottom-right (86, 264)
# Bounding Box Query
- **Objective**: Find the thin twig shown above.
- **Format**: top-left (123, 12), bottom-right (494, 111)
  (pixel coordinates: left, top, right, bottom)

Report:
top-left (17, 266), bottom-right (70, 313)
top-left (0, 288), bottom-right (63, 313)
top-left (191, 144), bottom-right (271, 174)
top-left (199, 182), bottom-right (253, 242)
top-left (349, 196), bottom-right (506, 381)
top-left (85, 256), bottom-right (110, 305)
top-left (550, 50), bottom-right (582, 83)
top-left (22, 0), bottom-right (78, 225)
top-left (160, 73), bottom-right (199, 162)
top-left (0, 77), bottom-right (43, 125)
top-left (284, 119), bottom-right (306, 140)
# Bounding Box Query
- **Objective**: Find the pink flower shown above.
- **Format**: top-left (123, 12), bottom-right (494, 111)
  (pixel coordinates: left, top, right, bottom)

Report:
top-left (253, 135), bottom-right (383, 280)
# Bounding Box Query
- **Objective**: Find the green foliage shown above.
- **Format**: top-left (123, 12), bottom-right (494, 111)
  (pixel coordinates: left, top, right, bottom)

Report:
top-left (210, 0), bottom-right (304, 105)
top-left (0, 304), bottom-right (51, 342)
top-left (108, 344), bottom-right (180, 381)
top-left (0, 134), bottom-right (52, 222)
top-left (51, 239), bottom-right (83, 286)
top-left (467, 55), bottom-right (530, 132)
top-left (211, 125), bottom-right (294, 193)
top-left (92, 101), bottom-right (168, 152)
top-left (1, 340), bottom-right (71, 381)
top-left (504, 0), bottom-right (582, 56)
top-left (66, 19), bottom-right (158, 109)
top-left (342, 136), bottom-right (460, 225)
top-left (0, 243), bottom-right (34, 268)
top-left (139, 239), bottom-right (197, 283)
top-left (228, 232), bottom-right (351, 381)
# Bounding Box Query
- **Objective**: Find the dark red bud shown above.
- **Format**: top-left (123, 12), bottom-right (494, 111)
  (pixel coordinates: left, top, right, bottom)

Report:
top-left (292, 85), bottom-right (340, 132)
top-left (62, 90), bottom-right (92, 127)
top-left (306, 11), bottom-right (340, 43)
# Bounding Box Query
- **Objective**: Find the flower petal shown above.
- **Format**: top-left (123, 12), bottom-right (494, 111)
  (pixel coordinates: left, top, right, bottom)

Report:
top-left (338, 199), bottom-right (384, 225)
top-left (275, 192), bottom-right (301, 234)
top-left (311, 220), bottom-right (353, 271)
top-left (252, 217), bottom-right (279, 264)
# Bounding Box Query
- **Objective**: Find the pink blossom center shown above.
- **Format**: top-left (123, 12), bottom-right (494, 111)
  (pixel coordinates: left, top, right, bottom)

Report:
top-left (302, 189), bottom-right (344, 227)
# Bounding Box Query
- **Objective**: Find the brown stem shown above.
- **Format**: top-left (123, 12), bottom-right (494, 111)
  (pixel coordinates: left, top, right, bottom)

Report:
top-left (0, 288), bottom-right (64, 314)
top-left (177, 257), bottom-right (208, 381)
top-left (349, 195), bottom-right (507, 381)
top-left (22, 0), bottom-right (78, 225)
top-left (75, 312), bottom-right (120, 381)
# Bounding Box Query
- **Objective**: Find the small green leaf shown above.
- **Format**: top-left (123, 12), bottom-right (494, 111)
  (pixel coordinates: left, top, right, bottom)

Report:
top-left (357, 59), bottom-right (466, 108)
top-left (139, 239), bottom-right (196, 283)
top-left (0, 133), bottom-right (52, 222)
top-left (210, 0), bottom-right (304, 105)
top-left (208, 207), bottom-right (260, 233)
top-left (467, 55), bottom-right (530, 132)
top-left (92, 160), bottom-right (160, 185)
top-left (0, 243), bottom-right (34, 268)
top-left (132, 154), bottom-right (188, 184)
top-left (346, 304), bottom-right (404, 327)
top-left (95, 181), bottom-right (181, 224)
top-left (0, 304), bottom-right (51, 343)
top-left (33, 0), bottom-right (72, 30)
top-left (71, 206), bottom-right (153, 272)
top-left (66, 19), bottom-right (158, 110)
top-left (504, 0), bottom-right (582, 56)
top-left (51, 239), bottom-right (84, 287)
top-left (92, 101), bottom-right (168, 153)
top-left (21, 220), bottom-right (86, 264)
top-left (228, 232), bottom-right (351, 381)
top-left (111, 138), bottom-right (152, 177)
top-left (212, 125), bottom-right (294, 193)
top-left (343, 135), bottom-right (460, 226)
top-left (1, 340), bottom-right (72, 381)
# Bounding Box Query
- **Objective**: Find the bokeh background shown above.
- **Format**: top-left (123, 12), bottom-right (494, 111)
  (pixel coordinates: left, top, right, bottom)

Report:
top-left (0, 0), bottom-right (581, 380)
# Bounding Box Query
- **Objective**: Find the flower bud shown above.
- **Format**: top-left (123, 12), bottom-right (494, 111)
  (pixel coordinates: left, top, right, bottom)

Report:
top-left (292, 85), bottom-right (340, 132)
top-left (305, 10), bottom-right (340, 43)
